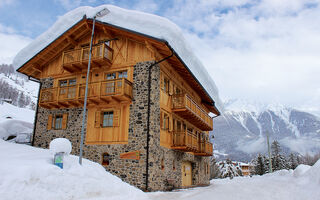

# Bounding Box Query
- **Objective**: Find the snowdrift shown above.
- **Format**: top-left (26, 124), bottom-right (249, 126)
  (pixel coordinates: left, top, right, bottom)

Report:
top-left (0, 140), bottom-right (148, 200)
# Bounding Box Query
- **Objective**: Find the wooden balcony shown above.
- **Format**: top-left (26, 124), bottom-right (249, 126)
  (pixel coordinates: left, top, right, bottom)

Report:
top-left (39, 78), bottom-right (132, 109)
top-left (62, 43), bottom-right (113, 72)
top-left (172, 94), bottom-right (213, 131)
top-left (194, 140), bottom-right (213, 156)
top-left (172, 130), bottom-right (198, 152)
top-left (171, 130), bottom-right (213, 156)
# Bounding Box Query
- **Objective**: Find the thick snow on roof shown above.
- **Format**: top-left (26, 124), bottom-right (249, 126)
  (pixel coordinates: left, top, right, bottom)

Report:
top-left (13, 5), bottom-right (222, 111)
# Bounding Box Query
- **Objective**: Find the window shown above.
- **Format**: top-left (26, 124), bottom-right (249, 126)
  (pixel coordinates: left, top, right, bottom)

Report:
top-left (59, 78), bottom-right (77, 98)
top-left (47, 113), bottom-right (68, 130)
top-left (162, 113), bottom-right (169, 130)
top-left (102, 111), bottom-right (113, 127)
top-left (176, 120), bottom-right (182, 132)
top-left (54, 115), bottom-right (63, 129)
top-left (59, 78), bottom-right (76, 87)
top-left (106, 73), bottom-right (116, 80)
top-left (118, 71), bottom-right (127, 79)
top-left (102, 153), bottom-right (110, 165)
top-left (105, 71), bottom-right (128, 79)
top-left (163, 78), bottom-right (169, 94)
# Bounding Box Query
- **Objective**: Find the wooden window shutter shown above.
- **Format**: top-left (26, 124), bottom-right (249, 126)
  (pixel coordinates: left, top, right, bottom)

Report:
top-left (62, 113), bottom-right (68, 129)
top-left (47, 114), bottom-right (53, 130)
top-left (113, 109), bottom-right (121, 127)
top-left (95, 111), bottom-right (101, 128)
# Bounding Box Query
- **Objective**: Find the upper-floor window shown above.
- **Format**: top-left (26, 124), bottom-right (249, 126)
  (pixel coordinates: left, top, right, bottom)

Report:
top-left (161, 112), bottom-right (169, 130)
top-left (106, 73), bottom-right (116, 80)
top-left (59, 78), bottom-right (76, 87)
top-left (105, 70), bottom-right (128, 80)
top-left (163, 78), bottom-right (169, 94)
top-left (102, 111), bottom-right (114, 127)
top-left (59, 78), bottom-right (77, 98)
top-left (118, 71), bottom-right (128, 79)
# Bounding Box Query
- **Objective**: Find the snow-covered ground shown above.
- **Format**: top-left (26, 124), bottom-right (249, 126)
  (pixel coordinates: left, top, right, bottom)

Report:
top-left (0, 140), bottom-right (148, 200)
top-left (149, 166), bottom-right (320, 200)
top-left (0, 140), bottom-right (319, 200)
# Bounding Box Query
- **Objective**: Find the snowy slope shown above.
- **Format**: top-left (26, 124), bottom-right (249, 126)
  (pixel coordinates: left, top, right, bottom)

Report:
top-left (0, 140), bottom-right (148, 200)
top-left (212, 99), bottom-right (320, 161)
top-left (0, 73), bottom-right (39, 104)
top-left (12, 5), bottom-right (222, 111)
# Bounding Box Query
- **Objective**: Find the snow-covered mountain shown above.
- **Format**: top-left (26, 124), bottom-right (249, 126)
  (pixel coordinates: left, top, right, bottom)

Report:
top-left (212, 99), bottom-right (320, 162)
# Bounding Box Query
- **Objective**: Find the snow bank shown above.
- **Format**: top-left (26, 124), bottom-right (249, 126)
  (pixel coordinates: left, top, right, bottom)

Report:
top-left (304, 159), bottom-right (320, 184)
top-left (0, 119), bottom-right (33, 140)
top-left (13, 5), bottom-right (222, 111)
top-left (49, 138), bottom-right (72, 154)
top-left (0, 140), bottom-right (148, 200)
top-left (0, 102), bottom-right (35, 123)
top-left (293, 164), bottom-right (311, 177)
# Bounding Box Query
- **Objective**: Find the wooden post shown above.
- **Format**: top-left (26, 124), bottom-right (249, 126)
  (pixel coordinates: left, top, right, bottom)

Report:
top-left (121, 78), bottom-right (125, 96)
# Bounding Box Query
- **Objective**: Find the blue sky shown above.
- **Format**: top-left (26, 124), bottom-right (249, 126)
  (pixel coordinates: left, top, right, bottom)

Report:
top-left (1, 0), bottom-right (320, 114)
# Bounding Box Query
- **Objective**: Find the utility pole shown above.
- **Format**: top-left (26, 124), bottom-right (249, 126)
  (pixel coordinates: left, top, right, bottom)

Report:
top-left (266, 131), bottom-right (273, 173)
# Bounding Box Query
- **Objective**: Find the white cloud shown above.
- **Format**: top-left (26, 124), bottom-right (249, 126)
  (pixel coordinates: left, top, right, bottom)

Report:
top-left (162, 0), bottom-right (320, 113)
top-left (55, 0), bottom-right (82, 10)
top-left (0, 24), bottom-right (32, 64)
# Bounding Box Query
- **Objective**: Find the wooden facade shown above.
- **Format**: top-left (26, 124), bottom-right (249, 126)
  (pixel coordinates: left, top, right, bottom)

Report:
top-left (17, 16), bottom-right (220, 190)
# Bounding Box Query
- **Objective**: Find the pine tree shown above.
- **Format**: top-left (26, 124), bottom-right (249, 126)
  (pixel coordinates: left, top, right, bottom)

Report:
top-left (210, 157), bottom-right (221, 179)
top-left (271, 140), bottom-right (288, 171)
top-left (288, 153), bottom-right (298, 170)
top-left (254, 154), bottom-right (266, 175)
top-left (18, 92), bottom-right (26, 107)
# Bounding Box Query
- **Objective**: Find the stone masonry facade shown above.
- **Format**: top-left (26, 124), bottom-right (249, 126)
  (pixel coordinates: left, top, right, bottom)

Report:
top-left (33, 61), bottom-right (210, 191)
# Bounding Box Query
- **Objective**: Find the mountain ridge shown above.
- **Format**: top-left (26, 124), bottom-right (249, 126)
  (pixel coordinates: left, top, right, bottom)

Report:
top-left (212, 99), bottom-right (320, 162)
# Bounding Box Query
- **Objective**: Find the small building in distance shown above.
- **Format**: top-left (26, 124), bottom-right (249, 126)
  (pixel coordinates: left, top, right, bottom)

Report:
top-left (13, 5), bottom-right (222, 191)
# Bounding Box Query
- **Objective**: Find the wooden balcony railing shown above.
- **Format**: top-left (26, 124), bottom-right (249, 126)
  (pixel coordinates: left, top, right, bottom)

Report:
top-left (171, 130), bottom-right (213, 156)
top-left (172, 130), bottom-right (198, 152)
top-left (62, 43), bottom-right (113, 71)
top-left (39, 78), bottom-right (132, 109)
top-left (172, 93), bottom-right (213, 131)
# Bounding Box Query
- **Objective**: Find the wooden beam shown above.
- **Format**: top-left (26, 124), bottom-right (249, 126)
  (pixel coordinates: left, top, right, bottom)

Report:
top-left (67, 36), bottom-right (77, 46)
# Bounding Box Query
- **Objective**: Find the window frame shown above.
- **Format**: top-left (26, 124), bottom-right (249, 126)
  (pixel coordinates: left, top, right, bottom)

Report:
top-left (102, 152), bottom-right (110, 166)
top-left (54, 115), bottom-right (63, 130)
top-left (102, 110), bottom-right (114, 128)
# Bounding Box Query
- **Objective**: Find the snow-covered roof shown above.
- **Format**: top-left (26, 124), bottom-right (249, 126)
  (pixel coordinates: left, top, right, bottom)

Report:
top-left (13, 5), bottom-right (223, 112)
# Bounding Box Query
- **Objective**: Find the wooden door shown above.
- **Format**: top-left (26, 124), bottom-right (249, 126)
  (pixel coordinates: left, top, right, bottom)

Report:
top-left (181, 162), bottom-right (192, 186)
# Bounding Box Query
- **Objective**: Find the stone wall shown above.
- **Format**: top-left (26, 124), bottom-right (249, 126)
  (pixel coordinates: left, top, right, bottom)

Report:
top-left (33, 61), bottom-right (210, 191)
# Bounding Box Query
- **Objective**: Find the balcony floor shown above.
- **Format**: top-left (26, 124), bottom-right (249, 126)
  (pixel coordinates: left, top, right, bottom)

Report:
top-left (172, 108), bottom-right (212, 131)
